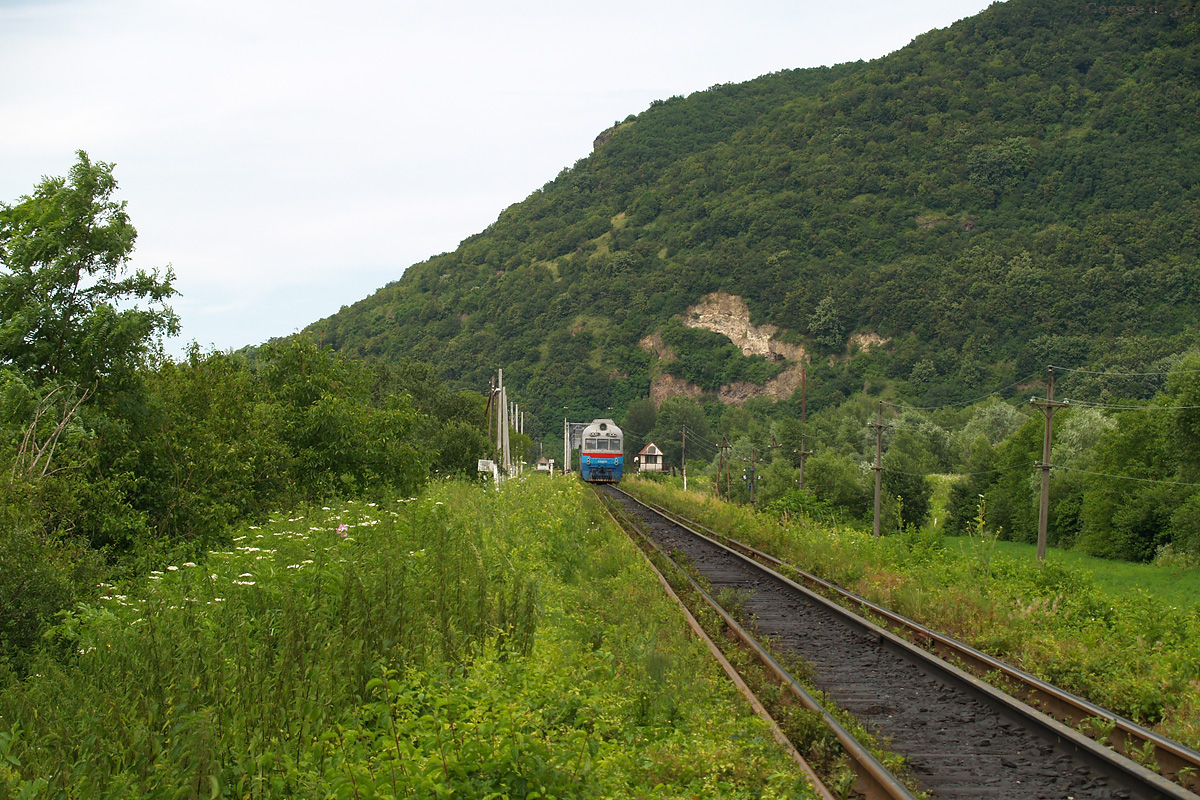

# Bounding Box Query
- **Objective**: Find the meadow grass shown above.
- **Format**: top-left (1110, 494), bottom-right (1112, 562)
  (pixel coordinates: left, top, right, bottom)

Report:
top-left (0, 478), bottom-right (814, 799)
top-left (623, 477), bottom-right (1200, 750)
top-left (948, 536), bottom-right (1200, 610)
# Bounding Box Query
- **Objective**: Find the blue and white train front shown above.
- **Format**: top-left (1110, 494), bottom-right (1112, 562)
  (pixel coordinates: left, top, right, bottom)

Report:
top-left (579, 419), bottom-right (623, 483)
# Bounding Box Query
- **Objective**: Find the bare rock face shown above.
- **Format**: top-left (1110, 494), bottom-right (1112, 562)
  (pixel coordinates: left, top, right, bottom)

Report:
top-left (639, 332), bottom-right (677, 361)
top-left (593, 126), bottom-right (619, 150)
top-left (639, 292), bottom-right (810, 406)
top-left (649, 373), bottom-right (704, 405)
top-left (682, 292), bottom-right (805, 362)
top-left (640, 291), bottom-right (890, 407)
top-left (849, 332), bottom-right (888, 352)
top-left (686, 292), bottom-right (809, 405)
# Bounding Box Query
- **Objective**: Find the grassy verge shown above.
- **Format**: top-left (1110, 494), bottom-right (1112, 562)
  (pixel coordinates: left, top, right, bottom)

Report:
top-left (622, 477), bottom-right (1200, 752)
top-left (950, 537), bottom-right (1200, 610)
top-left (0, 477), bottom-right (814, 799)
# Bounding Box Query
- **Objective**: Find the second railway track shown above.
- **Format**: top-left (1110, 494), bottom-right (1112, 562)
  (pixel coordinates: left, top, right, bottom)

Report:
top-left (597, 483), bottom-right (1197, 800)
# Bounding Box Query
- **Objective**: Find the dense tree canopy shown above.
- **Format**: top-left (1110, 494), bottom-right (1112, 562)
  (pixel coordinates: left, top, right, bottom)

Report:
top-left (0, 151), bottom-right (177, 391)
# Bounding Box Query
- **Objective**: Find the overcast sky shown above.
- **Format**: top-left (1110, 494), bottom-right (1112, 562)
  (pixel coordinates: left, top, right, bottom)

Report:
top-left (1, 0), bottom-right (993, 356)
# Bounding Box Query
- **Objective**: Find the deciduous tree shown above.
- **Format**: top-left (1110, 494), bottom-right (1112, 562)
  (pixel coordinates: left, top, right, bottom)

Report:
top-left (0, 151), bottom-right (177, 392)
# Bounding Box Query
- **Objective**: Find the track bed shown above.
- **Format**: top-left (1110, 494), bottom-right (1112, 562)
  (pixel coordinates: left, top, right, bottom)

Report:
top-left (602, 486), bottom-right (1181, 799)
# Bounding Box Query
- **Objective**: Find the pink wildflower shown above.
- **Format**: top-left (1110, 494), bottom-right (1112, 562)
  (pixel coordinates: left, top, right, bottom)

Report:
top-left (337, 524), bottom-right (349, 537)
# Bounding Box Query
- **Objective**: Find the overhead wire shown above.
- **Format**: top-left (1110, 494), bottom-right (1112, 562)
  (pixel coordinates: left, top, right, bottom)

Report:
top-left (881, 371), bottom-right (1043, 412)
top-left (1061, 399), bottom-right (1200, 411)
top-left (1051, 364), bottom-right (1200, 378)
top-left (1052, 466), bottom-right (1200, 489)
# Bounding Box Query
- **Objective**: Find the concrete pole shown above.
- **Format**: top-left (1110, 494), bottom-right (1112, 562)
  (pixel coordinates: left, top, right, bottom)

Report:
top-left (501, 387), bottom-right (511, 477)
top-left (496, 371), bottom-right (504, 458)
top-left (682, 426), bottom-right (687, 492)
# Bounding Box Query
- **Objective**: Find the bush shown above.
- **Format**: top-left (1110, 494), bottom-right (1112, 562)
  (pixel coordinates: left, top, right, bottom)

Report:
top-left (0, 513), bottom-right (105, 668)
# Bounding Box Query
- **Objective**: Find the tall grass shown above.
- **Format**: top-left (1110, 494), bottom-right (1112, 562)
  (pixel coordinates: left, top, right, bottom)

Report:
top-left (974, 537), bottom-right (1200, 610)
top-left (1, 479), bottom-right (814, 799)
top-left (2, 497), bottom-right (532, 797)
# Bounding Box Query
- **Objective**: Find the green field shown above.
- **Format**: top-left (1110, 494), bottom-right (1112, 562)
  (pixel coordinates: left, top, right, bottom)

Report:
top-left (0, 478), bottom-right (814, 799)
top-left (945, 536), bottom-right (1200, 611)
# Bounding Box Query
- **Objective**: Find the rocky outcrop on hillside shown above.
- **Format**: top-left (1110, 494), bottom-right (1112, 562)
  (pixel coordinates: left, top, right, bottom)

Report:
top-left (643, 292), bottom-right (811, 406)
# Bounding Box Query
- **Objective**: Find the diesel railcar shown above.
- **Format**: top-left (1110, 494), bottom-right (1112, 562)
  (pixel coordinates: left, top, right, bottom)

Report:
top-left (579, 419), bottom-right (623, 483)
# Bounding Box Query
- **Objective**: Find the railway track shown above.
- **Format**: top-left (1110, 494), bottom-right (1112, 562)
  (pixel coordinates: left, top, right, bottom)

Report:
top-left (596, 483), bottom-right (1200, 800)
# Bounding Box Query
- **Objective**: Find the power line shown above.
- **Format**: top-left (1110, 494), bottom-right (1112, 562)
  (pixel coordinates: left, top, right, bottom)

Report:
top-left (1053, 466), bottom-right (1200, 489)
top-left (1063, 399), bottom-right (1200, 412)
top-left (879, 463), bottom-right (1028, 479)
top-left (883, 371), bottom-right (1043, 412)
top-left (890, 419), bottom-right (975, 432)
top-left (1051, 364), bottom-right (1200, 378)
top-left (682, 425), bottom-right (722, 451)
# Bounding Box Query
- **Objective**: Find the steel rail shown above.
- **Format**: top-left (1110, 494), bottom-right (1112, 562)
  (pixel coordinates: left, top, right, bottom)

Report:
top-left (596, 487), bottom-right (917, 800)
top-left (593, 490), bottom-right (840, 800)
top-left (613, 486), bottom-right (1196, 800)
top-left (631, 491), bottom-right (1200, 795)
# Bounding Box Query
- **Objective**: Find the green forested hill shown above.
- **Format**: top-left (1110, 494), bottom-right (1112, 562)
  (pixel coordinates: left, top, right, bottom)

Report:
top-left (307, 0), bottom-right (1200, 438)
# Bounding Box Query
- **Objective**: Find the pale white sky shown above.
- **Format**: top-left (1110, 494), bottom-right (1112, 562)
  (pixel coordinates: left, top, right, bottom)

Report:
top-left (1, 0), bottom-right (993, 355)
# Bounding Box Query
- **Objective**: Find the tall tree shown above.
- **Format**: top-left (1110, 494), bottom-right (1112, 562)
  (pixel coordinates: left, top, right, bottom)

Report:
top-left (649, 396), bottom-right (710, 471)
top-left (621, 397), bottom-right (657, 463)
top-left (0, 151), bottom-right (177, 391)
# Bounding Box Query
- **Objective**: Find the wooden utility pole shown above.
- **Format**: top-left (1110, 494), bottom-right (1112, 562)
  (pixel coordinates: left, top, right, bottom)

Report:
top-left (796, 434), bottom-right (814, 490)
top-left (801, 364), bottom-right (807, 425)
top-left (721, 436), bottom-right (731, 497)
top-left (744, 447), bottom-right (758, 504)
top-left (868, 402), bottom-right (892, 538)
top-left (1032, 366), bottom-right (1069, 564)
